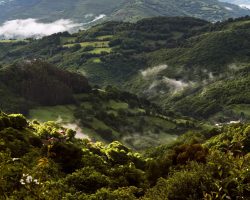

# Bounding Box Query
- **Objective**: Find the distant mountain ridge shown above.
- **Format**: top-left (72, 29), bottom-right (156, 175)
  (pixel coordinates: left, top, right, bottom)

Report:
top-left (0, 0), bottom-right (249, 24)
top-left (220, 0), bottom-right (250, 8)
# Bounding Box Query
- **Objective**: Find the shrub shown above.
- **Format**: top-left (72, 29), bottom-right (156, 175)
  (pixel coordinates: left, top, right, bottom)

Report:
top-left (172, 143), bottom-right (209, 165)
top-left (64, 167), bottom-right (110, 193)
top-left (9, 114), bottom-right (28, 129)
top-left (49, 143), bottom-right (83, 173)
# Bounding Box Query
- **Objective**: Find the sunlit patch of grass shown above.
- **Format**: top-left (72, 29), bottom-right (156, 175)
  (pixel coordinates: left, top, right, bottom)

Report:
top-left (80, 41), bottom-right (109, 48)
top-left (60, 37), bottom-right (77, 44)
top-left (107, 100), bottom-right (129, 110)
top-left (0, 39), bottom-right (28, 43)
top-left (89, 48), bottom-right (112, 54)
top-left (63, 41), bottom-right (109, 48)
top-left (96, 35), bottom-right (113, 40)
top-left (91, 58), bottom-right (101, 63)
top-left (29, 105), bottom-right (76, 123)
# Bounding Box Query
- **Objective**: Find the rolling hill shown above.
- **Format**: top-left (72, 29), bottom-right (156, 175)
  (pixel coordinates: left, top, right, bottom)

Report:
top-left (1, 16), bottom-right (250, 123)
top-left (0, 60), bottom-right (203, 149)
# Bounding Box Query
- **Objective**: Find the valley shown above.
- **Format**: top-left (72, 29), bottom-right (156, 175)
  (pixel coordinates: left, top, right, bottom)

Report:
top-left (0, 16), bottom-right (250, 123)
top-left (0, 59), bottom-right (202, 150)
top-left (0, 2), bottom-right (250, 197)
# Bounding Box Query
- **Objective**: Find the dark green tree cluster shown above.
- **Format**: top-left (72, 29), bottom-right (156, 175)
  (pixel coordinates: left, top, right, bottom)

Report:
top-left (0, 60), bottom-right (91, 114)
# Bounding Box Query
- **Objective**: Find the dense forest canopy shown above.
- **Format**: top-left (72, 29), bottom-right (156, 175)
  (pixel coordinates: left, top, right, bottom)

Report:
top-left (1, 112), bottom-right (250, 199)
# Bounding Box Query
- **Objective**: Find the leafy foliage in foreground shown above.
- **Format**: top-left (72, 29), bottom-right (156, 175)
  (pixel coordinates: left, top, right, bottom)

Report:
top-left (1, 112), bottom-right (250, 199)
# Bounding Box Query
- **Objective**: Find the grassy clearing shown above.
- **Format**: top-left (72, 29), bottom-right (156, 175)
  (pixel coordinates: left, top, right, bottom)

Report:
top-left (91, 58), bottom-right (102, 63)
top-left (107, 110), bottom-right (118, 116)
top-left (107, 100), bottom-right (129, 110)
top-left (63, 41), bottom-right (109, 48)
top-left (90, 118), bottom-right (120, 137)
top-left (89, 48), bottom-right (112, 54)
top-left (0, 39), bottom-right (28, 43)
top-left (128, 108), bottom-right (145, 114)
top-left (0, 40), bottom-right (16, 43)
top-left (96, 35), bottom-right (113, 40)
top-left (80, 41), bottom-right (109, 48)
top-left (29, 105), bottom-right (76, 123)
top-left (60, 37), bottom-right (77, 44)
top-left (63, 43), bottom-right (77, 48)
top-left (127, 116), bottom-right (176, 132)
top-left (121, 130), bottom-right (178, 150)
top-left (62, 41), bottom-right (112, 54)
top-left (146, 116), bottom-right (176, 129)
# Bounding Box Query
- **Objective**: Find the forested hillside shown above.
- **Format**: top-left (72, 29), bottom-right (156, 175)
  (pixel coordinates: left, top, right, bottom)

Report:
top-left (1, 16), bottom-right (250, 122)
top-left (0, 60), bottom-right (90, 114)
top-left (0, 60), bottom-right (203, 149)
top-left (1, 112), bottom-right (250, 199)
top-left (1, 17), bottom-right (250, 84)
top-left (169, 66), bottom-right (250, 121)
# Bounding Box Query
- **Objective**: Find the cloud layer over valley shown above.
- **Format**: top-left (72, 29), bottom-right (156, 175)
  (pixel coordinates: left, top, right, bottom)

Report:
top-left (0, 18), bottom-right (82, 39)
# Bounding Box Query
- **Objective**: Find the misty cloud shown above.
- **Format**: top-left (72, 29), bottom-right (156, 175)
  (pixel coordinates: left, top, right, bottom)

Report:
top-left (0, 18), bottom-right (82, 39)
top-left (0, 0), bottom-right (13, 5)
top-left (83, 14), bottom-right (106, 25)
top-left (239, 4), bottom-right (250, 9)
top-left (162, 77), bottom-right (190, 92)
top-left (147, 76), bottom-right (193, 95)
top-left (225, 6), bottom-right (233, 10)
top-left (141, 65), bottom-right (168, 77)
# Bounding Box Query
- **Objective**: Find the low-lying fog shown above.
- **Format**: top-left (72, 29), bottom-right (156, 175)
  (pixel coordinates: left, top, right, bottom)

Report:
top-left (0, 14), bottom-right (106, 39)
